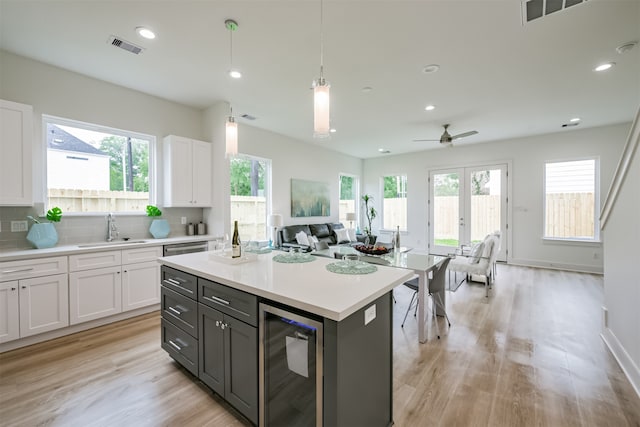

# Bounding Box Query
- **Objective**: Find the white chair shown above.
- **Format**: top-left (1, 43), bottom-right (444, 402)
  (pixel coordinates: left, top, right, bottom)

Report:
top-left (447, 234), bottom-right (499, 297)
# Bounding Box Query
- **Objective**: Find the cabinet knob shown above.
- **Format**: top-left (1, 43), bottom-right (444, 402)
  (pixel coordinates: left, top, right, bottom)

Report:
top-left (21, 286), bottom-right (26, 289)
top-left (11, 287), bottom-right (16, 291)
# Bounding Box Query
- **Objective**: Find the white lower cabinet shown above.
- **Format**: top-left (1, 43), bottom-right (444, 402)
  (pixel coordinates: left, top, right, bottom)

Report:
top-left (69, 266), bottom-right (122, 325)
top-left (122, 260), bottom-right (160, 311)
top-left (0, 257), bottom-right (69, 343)
top-left (69, 247), bottom-right (162, 325)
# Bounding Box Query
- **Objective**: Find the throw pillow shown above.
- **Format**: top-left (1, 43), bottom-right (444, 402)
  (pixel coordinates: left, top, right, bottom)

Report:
top-left (309, 235), bottom-right (319, 249)
top-left (469, 242), bottom-right (485, 264)
top-left (334, 228), bottom-right (351, 244)
top-left (347, 228), bottom-right (356, 242)
top-left (295, 231), bottom-right (310, 246)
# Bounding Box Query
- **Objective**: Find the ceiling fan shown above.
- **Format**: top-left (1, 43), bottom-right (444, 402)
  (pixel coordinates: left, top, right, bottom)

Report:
top-left (413, 124), bottom-right (478, 145)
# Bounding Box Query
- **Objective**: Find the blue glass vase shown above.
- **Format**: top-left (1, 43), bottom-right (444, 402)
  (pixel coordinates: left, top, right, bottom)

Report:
top-left (149, 219), bottom-right (170, 239)
top-left (26, 223), bottom-right (58, 249)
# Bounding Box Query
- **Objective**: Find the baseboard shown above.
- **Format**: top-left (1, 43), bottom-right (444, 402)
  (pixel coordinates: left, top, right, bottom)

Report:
top-left (601, 327), bottom-right (640, 399)
top-left (508, 258), bottom-right (603, 274)
top-left (0, 305), bottom-right (159, 353)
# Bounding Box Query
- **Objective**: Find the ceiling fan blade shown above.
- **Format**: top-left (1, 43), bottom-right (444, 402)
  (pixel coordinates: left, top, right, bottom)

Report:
top-left (451, 130), bottom-right (478, 140)
top-left (412, 138), bottom-right (440, 142)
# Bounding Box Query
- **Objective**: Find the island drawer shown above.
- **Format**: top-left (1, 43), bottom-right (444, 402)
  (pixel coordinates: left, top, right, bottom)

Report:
top-left (161, 266), bottom-right (197, 299)
top-left (161, 287), bottom-right (198, 338)
top-left (161, 318), bottom-right (198, 376)
top-left (198, 278), bottom-right (258, 327)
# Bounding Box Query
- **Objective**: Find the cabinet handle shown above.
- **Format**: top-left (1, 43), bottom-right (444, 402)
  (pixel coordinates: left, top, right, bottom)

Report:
top-left (168, 340), bottom-right (182, 351)
top-left (2, 267), bottom-right (34, 274)
top-left (168, 306), bottom-right (182, 315)
top-left (21, 286), bottom-right (26, 289)
top-left (163, 278), bottom-right (181, 286)
top-left (203, 295), bottom-right (230, 305)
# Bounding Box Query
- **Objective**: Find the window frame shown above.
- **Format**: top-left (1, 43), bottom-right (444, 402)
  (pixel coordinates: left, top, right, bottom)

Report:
top-left (543, 157), bottom-right (600, 243)
top-left (380, 174), bottom-right (408, 232)
top-left (42, 115), bottom-right (156, 216)
top-left (338, 173), bottom-right (359, 228)
top-left (229, 153), bottom-right (272, 241)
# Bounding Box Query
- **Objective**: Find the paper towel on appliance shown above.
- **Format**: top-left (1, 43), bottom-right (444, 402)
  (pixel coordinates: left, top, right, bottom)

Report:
top-left (286, 336), bottom-right (309, 378)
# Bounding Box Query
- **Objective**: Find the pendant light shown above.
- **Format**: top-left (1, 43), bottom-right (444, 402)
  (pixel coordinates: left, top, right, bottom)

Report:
top-left (225, 19), bottom-right (240, 157)
top-left (313, 0), bottom-right (330, 138)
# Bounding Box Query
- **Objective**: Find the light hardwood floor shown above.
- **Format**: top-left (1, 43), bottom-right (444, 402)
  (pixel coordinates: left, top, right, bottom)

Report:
top-left (1, 265), bottom-right (639, 426)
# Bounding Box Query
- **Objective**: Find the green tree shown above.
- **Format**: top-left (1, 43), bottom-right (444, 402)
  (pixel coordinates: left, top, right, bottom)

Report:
top-left (99, 136), bottom-right (149, 192)
top-left (230, 158), bottom-right (264, 196)
top-left (340, 175), bottom-right (354, 200)
top-left (434, 173), bottom-right (459, 196)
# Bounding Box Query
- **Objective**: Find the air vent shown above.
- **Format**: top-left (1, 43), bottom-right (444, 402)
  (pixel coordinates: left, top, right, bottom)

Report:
top-left (562, 122), bottom-right (580, 128)
top-left (107, 35), bottom-right (145, 55)
top-left (522, 0), bottom-right (589, 24)
top-left (240, 114), bottom-right (257, 120)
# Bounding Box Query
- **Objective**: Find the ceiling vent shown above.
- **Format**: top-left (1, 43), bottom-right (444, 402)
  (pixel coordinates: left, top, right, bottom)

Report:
top-left (522, 0), bottom-right (589, 24)
top-left (240, 114), bottom-right (257, 121)
top-left (107, 35), bottom-right (145, 55)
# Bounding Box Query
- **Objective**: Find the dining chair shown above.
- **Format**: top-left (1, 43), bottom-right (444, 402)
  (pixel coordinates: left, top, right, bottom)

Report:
top-left (447, 233), bottom-right (499, 298)
top-left (400, 257), bottom-right (451, 339)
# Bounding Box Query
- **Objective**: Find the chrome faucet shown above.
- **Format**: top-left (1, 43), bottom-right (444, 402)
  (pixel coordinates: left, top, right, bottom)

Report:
top-left (107, 213), bottom-right (119, 242)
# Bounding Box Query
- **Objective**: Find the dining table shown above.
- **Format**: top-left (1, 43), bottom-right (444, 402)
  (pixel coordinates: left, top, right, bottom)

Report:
top-left (312, 246), bottom-right (447, 343)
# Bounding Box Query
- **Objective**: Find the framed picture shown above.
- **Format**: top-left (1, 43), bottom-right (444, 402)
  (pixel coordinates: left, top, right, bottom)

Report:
top-left (291, 179), bottom-right (330, 217)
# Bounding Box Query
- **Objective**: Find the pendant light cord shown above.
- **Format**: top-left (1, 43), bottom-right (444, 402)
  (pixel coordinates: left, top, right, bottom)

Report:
top-left (319, 0), bottom-right (324, 80)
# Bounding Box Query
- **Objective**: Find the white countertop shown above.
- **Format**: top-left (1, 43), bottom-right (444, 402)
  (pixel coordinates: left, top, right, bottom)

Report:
top-left (159, 251), bottom-right (414, 322)
top-left (0, 235), bottom-right (216, 262)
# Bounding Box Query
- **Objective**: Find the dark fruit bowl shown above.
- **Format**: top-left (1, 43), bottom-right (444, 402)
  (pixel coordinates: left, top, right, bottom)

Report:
top-left (354, 245), bottom-right (389, 255)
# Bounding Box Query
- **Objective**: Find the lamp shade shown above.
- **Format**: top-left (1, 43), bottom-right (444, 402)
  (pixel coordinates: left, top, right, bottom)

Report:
top-left (267, 214), bottom-right (283, 228)
top-left (313, 80), bottom-right (330, 138)
top-left (226, 116), bottom-right (238, 156)
top-left (345, 212), bottom-right (356, 221)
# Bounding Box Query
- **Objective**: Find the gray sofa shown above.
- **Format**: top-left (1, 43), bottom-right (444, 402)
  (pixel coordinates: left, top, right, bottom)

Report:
top-left (277, 222), bottom-right (373, 250)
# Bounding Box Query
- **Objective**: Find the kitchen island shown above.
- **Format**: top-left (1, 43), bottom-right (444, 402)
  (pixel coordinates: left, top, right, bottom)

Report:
top-left (158, 250), bottom-right (413, 427)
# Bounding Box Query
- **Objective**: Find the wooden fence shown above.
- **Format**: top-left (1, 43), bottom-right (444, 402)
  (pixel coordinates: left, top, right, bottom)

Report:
top-left (545, 192), bottom-right (594, 238)
top-left (48, 188), bottom-right (149, 213)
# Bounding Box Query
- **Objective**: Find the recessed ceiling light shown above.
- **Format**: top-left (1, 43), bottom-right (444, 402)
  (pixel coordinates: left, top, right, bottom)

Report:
top-left (378, 148), bottom-right (390, 154)
top-left (330, 128), bottom-right (336, 133)
top-left (136, 27), bottom-right (155, 40)
top-left (362, 86), bottom-right (373, 93)
top-left (425, 105), bottom-right (436, 111)
top-left (616, 41), bottom-right (637, 54)
top-left (570, 117), bottom-right (581, 122)
top-left (422, 64), bottom-right (440, 74)
top-left (229, 70), bottom-right (242, 79)
top-left (594, 62), bottom-right (615, 72)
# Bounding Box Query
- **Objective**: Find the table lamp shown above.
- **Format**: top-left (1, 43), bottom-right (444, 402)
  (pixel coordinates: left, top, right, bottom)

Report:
top-left (267, 214), bottom-right (283, 248)
top-left (346, 212), bottom-right (356, 229)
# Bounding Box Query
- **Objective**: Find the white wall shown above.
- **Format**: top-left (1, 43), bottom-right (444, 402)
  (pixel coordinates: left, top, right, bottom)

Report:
top-left (0, 50), bottom-right (204, 204)
top-left (47, 150), bottom-right (110, 190)
top-left (362, 123), bottom-right (630, 273)
top-left (601, 113), bottom-right (640, 396)
top-left (202, 101), bottom-right (363, 238)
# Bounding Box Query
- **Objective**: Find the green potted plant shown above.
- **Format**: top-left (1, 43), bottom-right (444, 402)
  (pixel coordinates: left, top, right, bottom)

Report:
top-left (361, 194), bottom-right (377, 244)
top-left (147, 205), bottom-right (170, 238)
top-left (26, 207), bottom-right (62, 249)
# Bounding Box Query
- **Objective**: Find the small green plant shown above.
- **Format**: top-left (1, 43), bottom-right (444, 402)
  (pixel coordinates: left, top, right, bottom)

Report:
top-left (146, 205), bottom-right (162, 217)
top-left (361, 194), bottom-right (377, 237)
top-left (27, 207), bottom-right (63, 224)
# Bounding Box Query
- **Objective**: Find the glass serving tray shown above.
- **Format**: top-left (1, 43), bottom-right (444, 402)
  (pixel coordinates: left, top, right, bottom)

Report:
top-left (326, 260), bottom-right (378, 275)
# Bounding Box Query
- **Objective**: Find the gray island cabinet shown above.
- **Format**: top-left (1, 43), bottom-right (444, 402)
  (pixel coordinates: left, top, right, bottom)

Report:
top-left (158, 251), bottom-right (413, 427)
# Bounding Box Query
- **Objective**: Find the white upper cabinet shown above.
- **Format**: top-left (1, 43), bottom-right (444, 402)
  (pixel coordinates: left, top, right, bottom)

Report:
top-left (163, 135), bottom-right (212, 207)
top-left (0, 99), bottom-right (33, 206)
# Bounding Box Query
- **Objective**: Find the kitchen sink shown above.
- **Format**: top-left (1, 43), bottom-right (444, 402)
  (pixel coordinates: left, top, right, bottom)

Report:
top-left (77, 240), bottom-right (148, 248)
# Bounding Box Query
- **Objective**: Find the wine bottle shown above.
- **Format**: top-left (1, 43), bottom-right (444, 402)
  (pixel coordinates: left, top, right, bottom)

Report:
top-left (232, 220), bottom-right (241, 258)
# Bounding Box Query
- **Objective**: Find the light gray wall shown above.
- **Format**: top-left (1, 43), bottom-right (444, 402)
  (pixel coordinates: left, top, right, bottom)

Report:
top-left (602, 116), bottom-right (640, 395)
top-left (203, 101), bottom-right (363, 239)
top-left (362, 123), bottom-right (630, 273)
top-left (0, 50), bottom-right (206, 248)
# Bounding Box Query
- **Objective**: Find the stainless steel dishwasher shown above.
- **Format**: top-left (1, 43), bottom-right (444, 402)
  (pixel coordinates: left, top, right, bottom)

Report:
top-left (163, 241), bottom-right (209, 256)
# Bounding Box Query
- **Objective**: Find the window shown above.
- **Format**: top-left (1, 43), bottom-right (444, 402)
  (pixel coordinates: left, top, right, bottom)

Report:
top-left (382, 175), bottom-right (407, 231)
top-left (230, 155), bottom-right (271, 241)
top-left (44, 116), bottom-right (154, 213)
top-left (544, 158), bottom-right (598, 240)
top-left (339, 174), bottom-right (358, 227)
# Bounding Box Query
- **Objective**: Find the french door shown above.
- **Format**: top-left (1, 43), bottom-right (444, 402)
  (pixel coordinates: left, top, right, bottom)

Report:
top-left (429, 164), bottom-right (507, 262)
